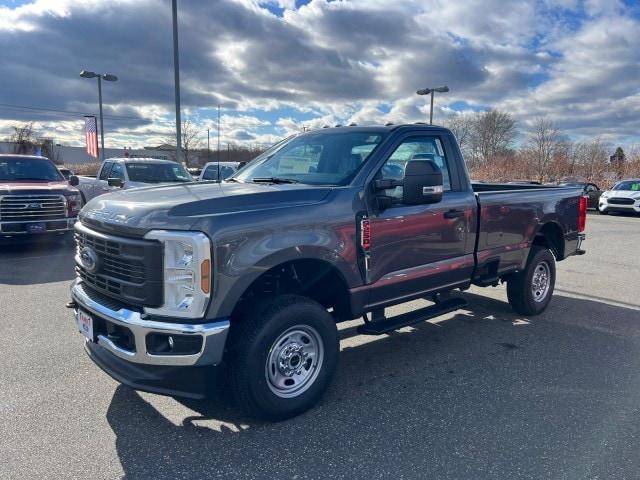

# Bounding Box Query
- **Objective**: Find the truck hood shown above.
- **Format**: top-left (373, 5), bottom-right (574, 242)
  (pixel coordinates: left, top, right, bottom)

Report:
top-left (0, 180), bottom-right (74, 194)
top-left (79, 181), bottom-right (333, 234)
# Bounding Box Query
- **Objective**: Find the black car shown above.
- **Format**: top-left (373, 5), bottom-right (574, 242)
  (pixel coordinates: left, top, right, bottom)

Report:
top-left (558, 182), bottom-right (601, 209)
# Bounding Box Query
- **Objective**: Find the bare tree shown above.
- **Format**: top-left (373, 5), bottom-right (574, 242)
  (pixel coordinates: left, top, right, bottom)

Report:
top-left (525, 117), bottom-right (564, 183)
top-left (165, 119), bottom-right (202, 166)
top-left (572, 138), bottom-right (610, 183)
top-left (444, 114), bottom-right (474, 158)
top-left (469, 110), bottom-right (517, 164)
top-left (10, 122), bottom-right (35, 154)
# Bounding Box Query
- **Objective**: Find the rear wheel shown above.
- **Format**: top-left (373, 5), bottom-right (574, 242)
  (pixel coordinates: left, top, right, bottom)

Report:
top-left (507, 245), bottom-right (556, 316)
top-left (227, 294), bottom-right (339, 420)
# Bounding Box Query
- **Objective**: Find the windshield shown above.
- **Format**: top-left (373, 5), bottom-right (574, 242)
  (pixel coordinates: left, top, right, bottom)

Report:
top-left (0, 156), bottom-right (63, 182)
top-left (125, 162), bottom-right (192, 183)
top-left (233, 131), bottom-right (385, 186)
top-left (612, 180), bottom-right (640, 191)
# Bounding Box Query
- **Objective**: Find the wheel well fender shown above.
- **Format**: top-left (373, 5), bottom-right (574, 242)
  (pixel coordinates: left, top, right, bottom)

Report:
top-left (215, 247), bottom-right (357, 321)
top-left (532, 220), bottom-right (564, 260)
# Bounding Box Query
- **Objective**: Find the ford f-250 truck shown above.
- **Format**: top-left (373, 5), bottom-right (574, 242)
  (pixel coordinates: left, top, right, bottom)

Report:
top-left (69, 157), bottom-right (192, 204)
top-left (1, 154), bottom-right (81, 241)
top-left (68, 125), bottom-right (586, 420)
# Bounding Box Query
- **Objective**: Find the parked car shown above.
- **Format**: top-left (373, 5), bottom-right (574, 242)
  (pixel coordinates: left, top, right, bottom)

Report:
top-left (68, 125), bottom-right (586, 420)
top-left (58, 167), bottom-right (75, 180)
top-left (69, 157), bottom-right (193, 204)
top-left (0, 154), bottom-right (80, 240)
top-left (598, 179), bottom-right (640, 215)
top-left (198, 161), bottom-right (240, 181)
top-left (557, 182), bottom-right (601, 209)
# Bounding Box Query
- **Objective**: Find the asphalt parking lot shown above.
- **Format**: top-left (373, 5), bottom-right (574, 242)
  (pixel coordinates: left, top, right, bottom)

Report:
top-left (1, 213), bottom-right (639, 480)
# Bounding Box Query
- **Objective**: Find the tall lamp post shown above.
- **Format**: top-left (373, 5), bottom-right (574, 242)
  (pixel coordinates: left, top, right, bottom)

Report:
top-left (80, 70), bottom-right (118, 161)
top-left (416, 85), bottom-right (449, 125)
top-left (172, 0), bottom-right (182, 164)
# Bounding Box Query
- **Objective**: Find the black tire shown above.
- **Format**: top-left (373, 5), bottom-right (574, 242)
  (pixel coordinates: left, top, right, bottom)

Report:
top-left (226, 294), bottom-right (339, 420)
top-left (506, 245), bottom-right (556, 316)
top-left (598, 208), bottom-right (607, 215)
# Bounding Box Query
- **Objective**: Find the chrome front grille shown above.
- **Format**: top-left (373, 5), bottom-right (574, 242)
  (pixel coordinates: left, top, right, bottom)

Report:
top-left (74, 223), bottom-right (164, 307)
top-left (0, 195), bottom-right (66, 221)
top-left (608, 197), bottom-right (635, 205)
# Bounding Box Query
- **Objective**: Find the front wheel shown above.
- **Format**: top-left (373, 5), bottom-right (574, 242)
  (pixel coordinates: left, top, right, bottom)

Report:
top-left (507, 245), bottom-right (556, 316)
top-left (227, 294), bottom-right (339, 420)
top-left (598, 208), bottom-right (608, 215)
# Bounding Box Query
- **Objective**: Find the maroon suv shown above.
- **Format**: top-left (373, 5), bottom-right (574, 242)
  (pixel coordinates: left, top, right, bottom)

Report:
top-left (0, 154), bottom-right (81, 241)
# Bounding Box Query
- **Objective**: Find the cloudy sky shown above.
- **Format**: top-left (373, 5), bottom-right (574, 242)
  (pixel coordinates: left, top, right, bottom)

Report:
top-left (0, 0), bottom-right (638, 150)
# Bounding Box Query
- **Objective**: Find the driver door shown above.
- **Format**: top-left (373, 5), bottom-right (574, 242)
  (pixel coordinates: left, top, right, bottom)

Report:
top-left (366, 134), bottom-right (477, 306)
top-left (95, 161), bottom-right (113, 199)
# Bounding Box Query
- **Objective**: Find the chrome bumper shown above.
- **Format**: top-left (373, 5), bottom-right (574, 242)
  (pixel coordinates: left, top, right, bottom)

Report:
top-left (0, 218), bottom-right (76, 234)
top-left (70, 280), bottom-right (229, 367)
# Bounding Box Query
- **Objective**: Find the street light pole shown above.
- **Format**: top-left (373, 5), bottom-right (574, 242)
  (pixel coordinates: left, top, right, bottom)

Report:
top-left (172, 0), bottom-right (182, 164)
top-left (97, 75), bottom-right (105, 161)
top-left (80, 70), bottom-right (117, 162)
top-left (416, 85), bottom-right (449, 125)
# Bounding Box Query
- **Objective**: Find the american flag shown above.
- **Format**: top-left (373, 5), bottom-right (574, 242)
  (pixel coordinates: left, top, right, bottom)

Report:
top-left (84, 116), bottom-right (99, 158)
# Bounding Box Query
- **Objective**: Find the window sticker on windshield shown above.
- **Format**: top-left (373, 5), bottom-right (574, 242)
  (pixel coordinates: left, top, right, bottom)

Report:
top-left (435, 139), bottom-right (444, 157)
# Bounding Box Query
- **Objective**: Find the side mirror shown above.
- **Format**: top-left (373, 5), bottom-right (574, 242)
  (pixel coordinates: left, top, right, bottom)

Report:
top-left (402, 160), bottom-right (443, 205)
top-left (68, 175), bottom-right (79, 187)
top-left (107, 177), bottom-right (124, 188)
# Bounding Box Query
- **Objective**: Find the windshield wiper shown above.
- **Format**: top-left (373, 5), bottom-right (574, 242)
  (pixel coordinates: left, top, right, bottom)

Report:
top-left (252, 177), bottom-right (301, 184)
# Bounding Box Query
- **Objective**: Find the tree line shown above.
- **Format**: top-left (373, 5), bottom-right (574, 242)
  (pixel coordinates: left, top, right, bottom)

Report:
top-left (445, 110), bottom-right (639, 187)
top-left (4, 116), bottom-right (639, 187)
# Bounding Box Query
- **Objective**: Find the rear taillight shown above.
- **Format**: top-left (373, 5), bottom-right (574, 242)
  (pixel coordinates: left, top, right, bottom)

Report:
top-left (578, 195), bottom-right (587, 232)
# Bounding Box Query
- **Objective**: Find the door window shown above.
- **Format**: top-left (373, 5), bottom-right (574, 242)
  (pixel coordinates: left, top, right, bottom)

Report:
top-left (109, 162), bottom-right (125, 180)
top-left (99, 162), bottom-right (113, 180)
top-left (377, 137), bottom-right (451, 203)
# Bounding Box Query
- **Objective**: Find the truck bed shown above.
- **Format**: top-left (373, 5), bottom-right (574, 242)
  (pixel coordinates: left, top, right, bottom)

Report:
top-left (471, 182), bottom-right (583, 283)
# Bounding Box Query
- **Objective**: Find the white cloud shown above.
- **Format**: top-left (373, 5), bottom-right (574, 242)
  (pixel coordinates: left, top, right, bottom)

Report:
top-left (0, 0), bottom-right (638, 148)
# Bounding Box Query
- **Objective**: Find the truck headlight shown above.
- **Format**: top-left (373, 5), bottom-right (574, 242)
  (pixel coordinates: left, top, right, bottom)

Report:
top-left (143, 230), bottom-right (212, 319)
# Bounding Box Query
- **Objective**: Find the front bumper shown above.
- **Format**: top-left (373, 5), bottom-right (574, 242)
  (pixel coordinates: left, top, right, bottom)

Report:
top-left (0, 218), bottom-right (76, 237)
top-left (599, 200), bottom-right (640, 213)
top-left (70, 279), bottom-right (230, 367)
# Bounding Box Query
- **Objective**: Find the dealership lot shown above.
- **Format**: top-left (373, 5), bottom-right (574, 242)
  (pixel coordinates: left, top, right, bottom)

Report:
top-left (1, 213), bottom-right (639, 480)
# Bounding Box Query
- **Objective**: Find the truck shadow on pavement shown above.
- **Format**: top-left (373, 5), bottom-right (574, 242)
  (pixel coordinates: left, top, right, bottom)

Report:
top-left (107, 291), bottom-right (640, 480)
top-left (0, 240), bottom-right (75, 284)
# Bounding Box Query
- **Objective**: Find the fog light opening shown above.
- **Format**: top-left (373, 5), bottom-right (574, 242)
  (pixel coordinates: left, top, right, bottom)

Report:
top-left (146, 333), bottom-right (203, 355)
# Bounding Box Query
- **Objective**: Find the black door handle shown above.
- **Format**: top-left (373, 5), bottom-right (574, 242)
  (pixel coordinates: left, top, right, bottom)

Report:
top-left (444, 209), bottom-right (465, 219)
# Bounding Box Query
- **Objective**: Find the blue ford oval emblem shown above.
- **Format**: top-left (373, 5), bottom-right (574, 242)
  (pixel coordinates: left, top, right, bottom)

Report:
top-left (79, 246), bottom-right (99, 273)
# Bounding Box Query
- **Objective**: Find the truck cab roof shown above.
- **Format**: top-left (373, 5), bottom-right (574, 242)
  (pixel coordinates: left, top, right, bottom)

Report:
top-left (104, 157), bottom-right (179, 164)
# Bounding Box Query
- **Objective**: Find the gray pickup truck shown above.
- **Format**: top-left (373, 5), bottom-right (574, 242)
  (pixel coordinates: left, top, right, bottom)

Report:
top-left (68, 125), bottom-right (586, 419)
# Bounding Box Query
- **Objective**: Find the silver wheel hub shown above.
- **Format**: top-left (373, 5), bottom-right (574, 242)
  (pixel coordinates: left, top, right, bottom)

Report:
top-left (531, 261), bottom-right (551, 302)
top-left (277, 343), bottom-right (310, 376)
top-left (266, 326), bottom-right (324, 398)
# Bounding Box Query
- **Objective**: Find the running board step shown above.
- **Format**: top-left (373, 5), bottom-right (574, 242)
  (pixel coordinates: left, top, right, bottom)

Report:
top-left (357, 297), bottom-right (468, 335)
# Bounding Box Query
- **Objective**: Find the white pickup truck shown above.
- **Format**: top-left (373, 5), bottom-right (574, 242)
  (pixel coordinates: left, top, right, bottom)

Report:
top-left (69, 158), bottom-right (193, 204)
